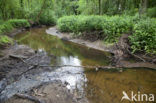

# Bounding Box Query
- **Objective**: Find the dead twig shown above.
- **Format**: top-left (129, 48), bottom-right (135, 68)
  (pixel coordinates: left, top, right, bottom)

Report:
top-left (15, 93), bottom-right (45, 103)
top-left (9, 54), bottom-right (27, 59)
top-left (126, 48), bottom-right (146, 62)
top-left (19, 64), bottom-right (38, 76)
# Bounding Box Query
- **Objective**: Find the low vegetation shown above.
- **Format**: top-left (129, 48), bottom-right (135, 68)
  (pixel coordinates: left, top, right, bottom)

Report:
top-left (0, 19), bottom-right (30, 35)
top-left (58, 15), bottom-right (156, 54)
top-left (0, 19), bottom-right (30, 45)
top-left (0, 35), bottom-right (13, 46)
top-left (129, 18), bottom-right (156, 54)
top-left (0, 0), bottom-right (155, 55)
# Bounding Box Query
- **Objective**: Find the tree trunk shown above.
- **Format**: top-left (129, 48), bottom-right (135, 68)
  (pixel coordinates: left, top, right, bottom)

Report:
top-left (36, 0), bottom-right (47, 24)
top-left (98, 0), bottom-right (101, 15)
top-left (139, 0), bottom-right (147, 16)
top-left (20, 0), bottom-right (23, 8)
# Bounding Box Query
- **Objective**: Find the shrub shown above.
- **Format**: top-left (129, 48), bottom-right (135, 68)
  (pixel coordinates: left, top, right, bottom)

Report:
top-left (129, 18), bottom-right (156, 54)
top-left (102, 16), bottom-right (133, 42)
top-left (0, 19), bottom-right (30, 35)
top-left (58, 15), bottom-right (156, 54)
top-left (57, 15), bottom-right (133, 42)
top-left (147, 7), bottom-right (156, 18)
top-left (0, 22), bottom-right (13, 35)
top-left (0, 35), bottom-right (13, 45)
top-left (39, 10), bottom-right (56, 25)
top-left (8, 19), bottom-right (30, 28)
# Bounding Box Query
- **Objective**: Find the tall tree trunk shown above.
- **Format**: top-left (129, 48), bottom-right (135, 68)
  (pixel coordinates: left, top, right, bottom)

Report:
top-left (139, 0), bottom-right (147, 16)
top-left (20, 0), bottom-right (23, 8)
top-left (98, 0), bottom-right (101, 15)
top-left (36, 0), bottom-right (47, 24)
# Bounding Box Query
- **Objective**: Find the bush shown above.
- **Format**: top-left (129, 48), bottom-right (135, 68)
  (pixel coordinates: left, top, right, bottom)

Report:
top-left (129, 18), bottom-right (156, 54)
top-left (57, 15), bottom-right (133, 42)
top-left (0, 22), bottom-right (13, 35)
top-left (0, 35), bottom-right (13, 46)
top-left (102, 16), bottom-right (133, 42)
top-left (147, 7), bottom-right (156, 18)
top-left (8, 19), bottom-right (30, 28)
top-left (0, 19), bottom-right (30, 35)
top-left (39, 9), bottom-right (56, 25)
top-left (58, 15), bottom-right (156, 54)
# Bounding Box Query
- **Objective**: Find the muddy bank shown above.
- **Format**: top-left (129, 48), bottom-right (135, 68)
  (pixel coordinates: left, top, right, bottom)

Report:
top-left (46, 27), bottom-right (156, 69)
top-left (0, 44), bottom-right (85, 103)
top-left (4, 81), bottom-right (85, 103)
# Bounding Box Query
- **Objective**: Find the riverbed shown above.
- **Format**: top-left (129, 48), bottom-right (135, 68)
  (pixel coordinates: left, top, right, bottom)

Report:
top-left (1, 27), bottom-right (156, 103)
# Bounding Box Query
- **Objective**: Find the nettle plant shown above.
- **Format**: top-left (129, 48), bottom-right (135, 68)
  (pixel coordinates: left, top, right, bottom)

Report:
top-left (129, 18), bottom-right (156, 54)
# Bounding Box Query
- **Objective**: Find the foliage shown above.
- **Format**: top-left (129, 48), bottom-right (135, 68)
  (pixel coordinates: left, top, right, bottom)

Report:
top-left (0, 19), bottom-right (30, 35)
top-left (147, 7), bottom-right (156, 18)
top-left (8, 19), bottom-right (30, 28)
top-left (0, 35), bottom-right (13, 45)
top-left (129, 18), bottom-right (156, 54)
top-left (39, 9), bottom-right (56, 25)
top-left (0, 22), bottom-right (13, 35)
top-left (58, 15), bottom-right (133, 42)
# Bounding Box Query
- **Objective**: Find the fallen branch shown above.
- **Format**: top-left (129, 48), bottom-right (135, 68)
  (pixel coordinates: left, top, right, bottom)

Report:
top-left (9, 54), bottom-right (27, 59)
top-left (15, 93), bottom-right (45, 103)
top-left (9, 54), bottom-right (30, 66)
top-left (126, 48), bottom-right (146, 62)
top-left (39, 65), bottom-right (119, 69)
top-left (19, 64), bottom-right (38, 76)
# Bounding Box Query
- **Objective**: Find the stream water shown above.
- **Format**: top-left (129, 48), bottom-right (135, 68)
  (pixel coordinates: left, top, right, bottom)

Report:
top-left (14, 27), bottom-right (156, 103)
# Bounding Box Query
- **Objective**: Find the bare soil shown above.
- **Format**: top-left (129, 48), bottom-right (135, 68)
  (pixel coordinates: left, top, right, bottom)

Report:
top-left (0, 44), bottom-right (83, 103)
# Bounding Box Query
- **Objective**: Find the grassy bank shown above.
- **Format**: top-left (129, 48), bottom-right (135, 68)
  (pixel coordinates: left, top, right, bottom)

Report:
top-left (57, 15), bottom-right (156, 54)
top-left (0, 19), bottom-right (30, 46)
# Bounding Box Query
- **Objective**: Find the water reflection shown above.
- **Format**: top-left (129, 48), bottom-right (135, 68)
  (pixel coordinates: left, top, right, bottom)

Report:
top-left (14, 27), bottom-right (156, 103)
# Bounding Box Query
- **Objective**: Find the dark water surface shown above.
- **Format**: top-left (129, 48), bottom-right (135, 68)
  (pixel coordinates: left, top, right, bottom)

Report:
top-left (14, 27), bottom-right (156, 103)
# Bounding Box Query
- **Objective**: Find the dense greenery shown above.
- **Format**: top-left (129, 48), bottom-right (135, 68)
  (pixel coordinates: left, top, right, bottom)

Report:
top-left (58, 15), bottom-right (133, 42)
top-left (58, 15), bottom-right (156, 54)
top-left (0, 0), bottom-right (156, 54)
top-left (0, 19), bottom-right (30, 35)
top-left (129, 18), bottom-right (156, 54)
top-left (0, 35), bottom-right (13, 46)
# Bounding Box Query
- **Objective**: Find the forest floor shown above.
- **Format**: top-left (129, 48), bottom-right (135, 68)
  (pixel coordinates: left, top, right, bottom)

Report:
top-left (46, 27), bottom-right (156, 69)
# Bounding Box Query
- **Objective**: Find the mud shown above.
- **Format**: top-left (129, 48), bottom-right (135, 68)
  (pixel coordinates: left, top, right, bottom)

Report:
top-left (4, 81), bottom-right (84, 103)
top-left (46, 27), bottom-right (156, 69)
top-left (0, 44), bottom-right (83, 103)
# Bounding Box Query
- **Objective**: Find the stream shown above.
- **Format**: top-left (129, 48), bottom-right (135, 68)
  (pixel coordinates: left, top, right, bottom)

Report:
top-left (11, 27), bottom-right (156, 103)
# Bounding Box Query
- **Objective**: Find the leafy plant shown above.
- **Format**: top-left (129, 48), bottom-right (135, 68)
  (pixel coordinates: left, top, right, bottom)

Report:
top-left (57, 15), bottom-right (133, 42)
top-left (0, 35), bottom-right (13, 45)
top-left (129, 18), bottom-right (156, 54)
top-left (0, 19), bottom-right (30, 35)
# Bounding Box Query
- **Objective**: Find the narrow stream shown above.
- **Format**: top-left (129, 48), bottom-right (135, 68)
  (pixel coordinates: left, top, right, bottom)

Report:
top-left (14, 27), bottom-right (156, 103)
